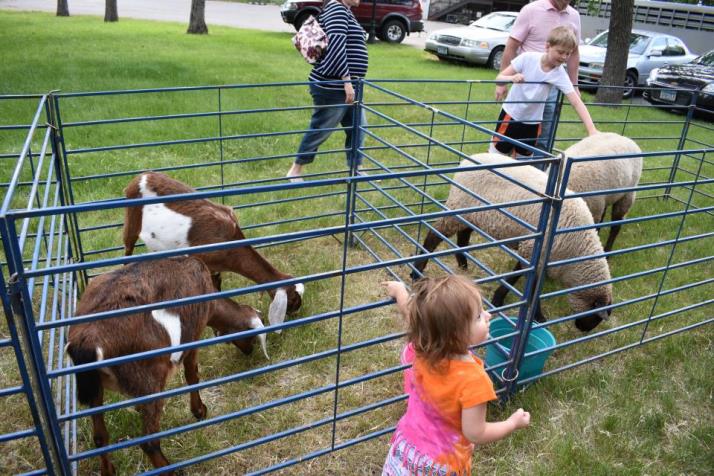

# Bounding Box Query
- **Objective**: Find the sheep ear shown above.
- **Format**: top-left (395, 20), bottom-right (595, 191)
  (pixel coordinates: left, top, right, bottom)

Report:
top-left (249, 316), bottom-right (269, 359)
top-left (268, 288), bottom-right (288, 334)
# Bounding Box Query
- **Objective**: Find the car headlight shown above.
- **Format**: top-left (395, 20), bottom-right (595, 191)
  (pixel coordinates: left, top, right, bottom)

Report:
top-left (282, 1), bottom-right (297, 10)
top-left (702, 83), bottom-right (714, 95)
top-left (647, 68), bottom-right (659, 84)
top-left (588, 62), bottom-right (604, 69)
top-left (429, 33), bottom-right (439, 41)
top-left (461, 39), bottom-right (489, 49)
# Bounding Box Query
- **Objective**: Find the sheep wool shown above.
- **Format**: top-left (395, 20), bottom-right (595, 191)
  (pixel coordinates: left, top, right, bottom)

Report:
top-left (436, 153), bottom-right (612, 319)
top-left (563, 132), bottom-right (643, 251)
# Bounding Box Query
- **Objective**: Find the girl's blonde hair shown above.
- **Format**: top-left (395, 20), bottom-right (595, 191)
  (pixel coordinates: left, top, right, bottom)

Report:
top-left (547, 25), bottom-right (578, 52)
top-left (406, 275), bottom-right (483, 370)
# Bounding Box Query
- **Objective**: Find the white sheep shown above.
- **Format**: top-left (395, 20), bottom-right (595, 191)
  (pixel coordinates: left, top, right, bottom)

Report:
top-left (412, 153), bottom-right (613, 332)
top-left (563, 132), bottom-right (643, 251)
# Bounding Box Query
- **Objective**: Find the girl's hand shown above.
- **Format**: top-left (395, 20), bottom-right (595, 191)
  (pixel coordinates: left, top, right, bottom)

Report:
top-left (381, 281), bottom-right (407, 300)
top-left (508, 408), bottom-right (531, 429)
top-left (512, 73), bottom-right (525, 83)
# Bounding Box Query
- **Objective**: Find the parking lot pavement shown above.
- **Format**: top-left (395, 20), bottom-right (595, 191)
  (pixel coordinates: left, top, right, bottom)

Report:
top-left (1, 0), bottom-right (453, 49)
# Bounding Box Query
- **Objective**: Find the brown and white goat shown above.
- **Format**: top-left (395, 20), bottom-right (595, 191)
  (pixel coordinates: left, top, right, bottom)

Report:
top-left (66, 256), bottom-right (265, 476)
top-left (123, 172), bottom-right (304, 331)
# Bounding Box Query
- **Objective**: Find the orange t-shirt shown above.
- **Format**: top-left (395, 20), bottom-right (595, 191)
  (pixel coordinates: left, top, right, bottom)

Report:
top-left (392, 344), bottom-right (497, 475)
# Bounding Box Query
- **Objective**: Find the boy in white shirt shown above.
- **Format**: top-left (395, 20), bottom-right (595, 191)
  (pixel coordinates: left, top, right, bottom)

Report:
top-left (490, 26), bottom-right (598, 162)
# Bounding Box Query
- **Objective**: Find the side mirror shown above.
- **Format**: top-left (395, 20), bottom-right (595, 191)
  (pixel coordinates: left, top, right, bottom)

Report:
top-left (584, 37), bottom-right (591, 44)
top-left (648, 49), bottom-right (663, 57)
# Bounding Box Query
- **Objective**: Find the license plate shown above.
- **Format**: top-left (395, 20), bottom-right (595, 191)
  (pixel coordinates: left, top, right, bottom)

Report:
top-left (660, 89), bottom-right (676, 102)
top-left (437, 46), bottom-right (448, 55)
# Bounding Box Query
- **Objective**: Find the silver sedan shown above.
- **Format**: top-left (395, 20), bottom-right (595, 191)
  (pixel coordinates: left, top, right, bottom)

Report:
top-left (424, 11), bottom-right (517, 70)
top-left (578, 29), bottom-right (698, 98)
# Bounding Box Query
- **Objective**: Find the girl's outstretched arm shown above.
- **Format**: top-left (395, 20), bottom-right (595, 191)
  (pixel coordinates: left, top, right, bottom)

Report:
top-left (462, 403), bottom-right (530, 445)
top-left (382, 281), bottom-right (410, 320)
top-left (565, 90), bottom-right (598, 136)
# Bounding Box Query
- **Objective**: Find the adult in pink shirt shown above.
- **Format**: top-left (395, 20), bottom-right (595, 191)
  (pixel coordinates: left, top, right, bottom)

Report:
top-left (494, 0), bottom-right (581, 155)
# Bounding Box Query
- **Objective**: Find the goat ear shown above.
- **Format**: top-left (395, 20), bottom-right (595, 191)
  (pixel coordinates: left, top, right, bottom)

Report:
top-left (249, 316), bottom-right (269, 359)
top-left (268, 288), bottom-right (288, 334)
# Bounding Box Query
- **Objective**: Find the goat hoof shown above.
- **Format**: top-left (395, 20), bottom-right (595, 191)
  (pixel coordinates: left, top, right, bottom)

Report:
top-left (458, 263), bottom-right (468, 270)
top-left (192, 403), bottom-right (208, 420)
top-left (409, 270), bottom-right (420, 281)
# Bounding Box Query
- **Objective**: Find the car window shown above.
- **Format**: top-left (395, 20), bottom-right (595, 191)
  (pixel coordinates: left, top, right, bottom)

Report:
top-left (590, 32), bottom-right (651, 55)
top-left (649, 37), bottom-right (667, 55)
top-left (696, 50), bottom-right (714, 66)
top-left (663, 38), bottom-right (686, 56)
top-left (470, 13), bottom-right (515, 32)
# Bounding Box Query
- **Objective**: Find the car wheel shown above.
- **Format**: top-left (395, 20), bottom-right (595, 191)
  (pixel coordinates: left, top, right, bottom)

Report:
top-left (623, 71), bottom-right (638, 99)
top-left (381, 19), bottom-right (406, 44)
top-left (294, 12), bottom-right (311, 31)
top-left (487, 46), bottom-right (504, 70)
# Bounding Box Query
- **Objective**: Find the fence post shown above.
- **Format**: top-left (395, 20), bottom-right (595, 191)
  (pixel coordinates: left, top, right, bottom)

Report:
top-left (0, 269), bottom-right (61, 475)
top-left (502, 152), bottom-right (566, 397)
top-left (665, 91), bottom-right (698, 200)
top-left (47, 93), bottom-right (86, 292)
top-left (346, 79), bottom-right (364, 247)
top-left (6, 268), bottom-right (71, 475)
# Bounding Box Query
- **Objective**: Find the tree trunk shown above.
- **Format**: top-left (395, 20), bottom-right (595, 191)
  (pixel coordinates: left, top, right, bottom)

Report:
top-left (187, 0), bottom-right (208, 34)
top-left (595, 0), bottom-right (634, 104)
top-left (56, 0), bottom-right (69, 16)
top-left (104, 0), bottom-right (118, 22)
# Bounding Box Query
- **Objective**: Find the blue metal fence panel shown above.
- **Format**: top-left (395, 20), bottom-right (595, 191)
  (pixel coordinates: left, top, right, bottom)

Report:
top-left (0, 81), bottom-right (711, 474)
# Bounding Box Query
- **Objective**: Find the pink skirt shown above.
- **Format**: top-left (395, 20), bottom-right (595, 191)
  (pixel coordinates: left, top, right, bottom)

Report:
top-left (382, 438), bottom-right (461, 476)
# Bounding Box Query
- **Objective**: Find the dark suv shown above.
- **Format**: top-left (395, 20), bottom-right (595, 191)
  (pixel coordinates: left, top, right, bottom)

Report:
top-left (280, 0), bottom-right (423, 44)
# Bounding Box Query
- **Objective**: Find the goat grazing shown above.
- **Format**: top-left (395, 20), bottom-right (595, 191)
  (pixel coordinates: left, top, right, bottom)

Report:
top-left (66, 256), bottom-right (265, 475)
top-left (123, 172), bottom-right (304, 330)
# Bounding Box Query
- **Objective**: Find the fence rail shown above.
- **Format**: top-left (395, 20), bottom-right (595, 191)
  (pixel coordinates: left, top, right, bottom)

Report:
top-left (1, 80), bottom-right (712, 474)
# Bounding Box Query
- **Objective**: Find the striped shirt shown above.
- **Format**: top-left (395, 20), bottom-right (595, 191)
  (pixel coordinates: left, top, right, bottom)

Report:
top-left (309, 0), bottom-right (368, 90)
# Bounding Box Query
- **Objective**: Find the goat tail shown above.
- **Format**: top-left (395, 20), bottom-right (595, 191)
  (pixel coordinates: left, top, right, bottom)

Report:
top-left (66, 342), bottom-right (101, 406)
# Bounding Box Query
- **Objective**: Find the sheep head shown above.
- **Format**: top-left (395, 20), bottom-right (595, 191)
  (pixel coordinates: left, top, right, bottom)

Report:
top-left (567, 284), bottom-right (612, 332)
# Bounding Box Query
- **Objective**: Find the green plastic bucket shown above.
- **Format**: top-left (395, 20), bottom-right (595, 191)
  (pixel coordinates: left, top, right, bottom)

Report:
top-left (485, 317), bottom-right (556, 384)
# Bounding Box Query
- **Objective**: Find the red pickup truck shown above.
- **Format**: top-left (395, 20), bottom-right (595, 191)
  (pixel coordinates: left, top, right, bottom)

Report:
top-left (280, 0), bottom-right (424, 44)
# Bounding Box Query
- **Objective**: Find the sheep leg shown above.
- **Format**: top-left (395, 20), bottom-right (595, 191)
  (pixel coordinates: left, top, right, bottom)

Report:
top-left (455, 227), bottom-right (473, 270)
top-left (138, 398), bottom-right (174, 474)
top-left (89, 386), bottom-right (116, 476)
top-left (491, 261), bottom-right (523, 308)
top-left (410, 228), bottom-right (447, 280)
top-left (123, 204), bottom-right (142, 256)
top-left (182, 349), bottom-right (207, 420)
top-left (604, 195), bottom-right (634, 252)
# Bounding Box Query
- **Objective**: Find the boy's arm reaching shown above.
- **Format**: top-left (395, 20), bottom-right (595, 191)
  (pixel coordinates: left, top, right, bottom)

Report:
top-left (496, 65), bottom-right (525, 85)
top-left (565, 90), bottom-right (598, 136)
top-left (462, 404), bottom-right (530, 445)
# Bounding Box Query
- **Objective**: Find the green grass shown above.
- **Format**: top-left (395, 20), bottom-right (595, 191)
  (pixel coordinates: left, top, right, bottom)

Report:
top-left (1, 11), bottom-right (713, 476)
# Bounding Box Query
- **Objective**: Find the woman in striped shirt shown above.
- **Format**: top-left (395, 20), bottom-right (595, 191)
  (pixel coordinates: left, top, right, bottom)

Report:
top-left (286, 0), bottom-right (369, 182)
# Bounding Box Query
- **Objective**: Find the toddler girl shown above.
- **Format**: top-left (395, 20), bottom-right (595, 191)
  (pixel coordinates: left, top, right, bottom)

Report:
top-left (382, 275), bottom-right (530, 475)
